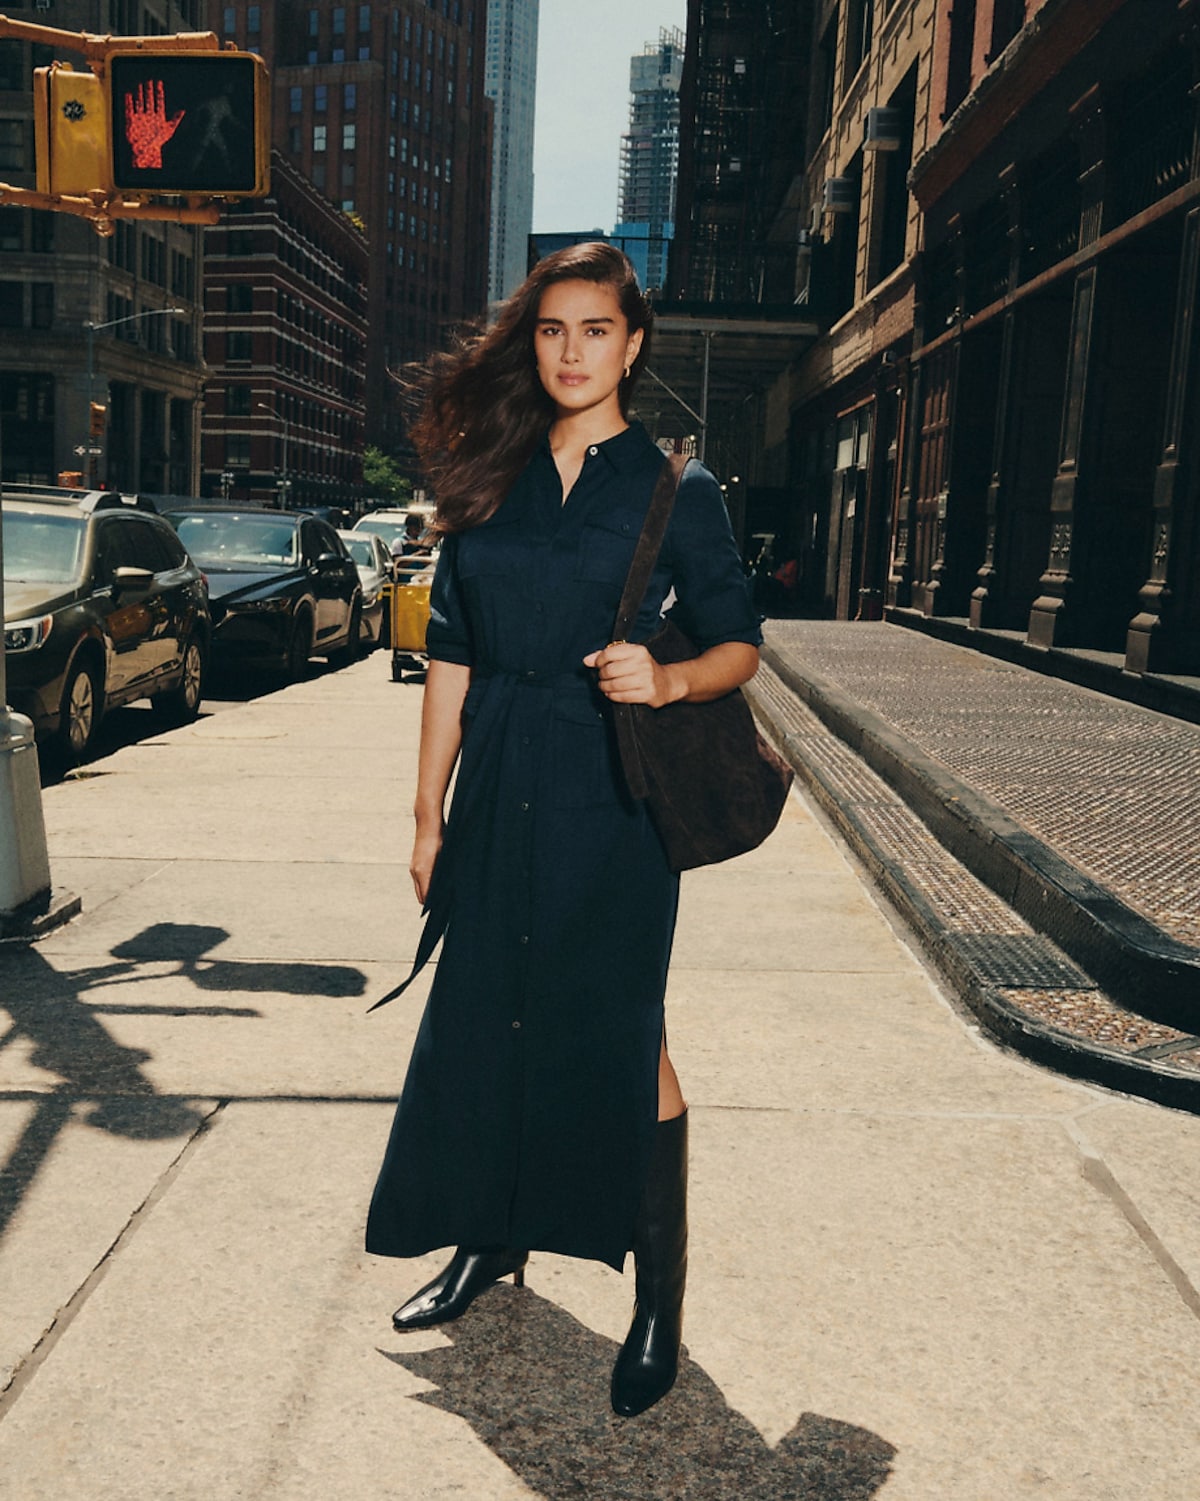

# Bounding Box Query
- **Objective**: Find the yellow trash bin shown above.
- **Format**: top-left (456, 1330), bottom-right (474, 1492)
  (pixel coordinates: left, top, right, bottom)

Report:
top-left (389, 577), bottom-right (433, 680)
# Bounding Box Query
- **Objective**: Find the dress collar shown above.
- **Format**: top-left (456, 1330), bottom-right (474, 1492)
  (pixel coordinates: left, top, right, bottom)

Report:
top-left (537, 420), bottom-right (662, 476)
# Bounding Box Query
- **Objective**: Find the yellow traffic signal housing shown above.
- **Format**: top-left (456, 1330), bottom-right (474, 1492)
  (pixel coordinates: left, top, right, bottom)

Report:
top-left (33, 48), bottom-right (269, 202)
top-left (34, 63), bottom-right (108, 196)
top-left (89, 402), bottom-right (107, 439)
top-left (107, 50), bottom-right (269, 196)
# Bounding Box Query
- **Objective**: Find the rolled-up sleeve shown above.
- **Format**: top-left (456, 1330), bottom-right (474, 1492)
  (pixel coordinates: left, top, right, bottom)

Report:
top-left (663, 462), bottom-right (763, 651)
top-left (424, 534), bottom-right (474, 665)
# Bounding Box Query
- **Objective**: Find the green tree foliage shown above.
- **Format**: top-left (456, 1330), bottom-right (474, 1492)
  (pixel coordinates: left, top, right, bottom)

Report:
top-left (363, 446), bottom-right (413, 506)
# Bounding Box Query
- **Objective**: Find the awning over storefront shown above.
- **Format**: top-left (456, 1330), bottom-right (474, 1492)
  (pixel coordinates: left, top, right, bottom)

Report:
top-left (637, 301), bottom-right (820, 457)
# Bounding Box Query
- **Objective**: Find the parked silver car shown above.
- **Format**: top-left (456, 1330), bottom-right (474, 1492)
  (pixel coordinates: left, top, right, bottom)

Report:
top-left (338, 529), bottom-right (391, 647)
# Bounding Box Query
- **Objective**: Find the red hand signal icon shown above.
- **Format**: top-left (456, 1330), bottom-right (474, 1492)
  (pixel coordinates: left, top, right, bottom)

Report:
top-left (123, 79), bottom-right (184, 169)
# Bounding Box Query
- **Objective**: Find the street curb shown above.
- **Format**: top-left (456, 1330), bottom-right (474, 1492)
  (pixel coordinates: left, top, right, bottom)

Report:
top-left (746, 676), bottom-right (1200, 1116)
top-left (761, 642), bottom-right (1200, 1033)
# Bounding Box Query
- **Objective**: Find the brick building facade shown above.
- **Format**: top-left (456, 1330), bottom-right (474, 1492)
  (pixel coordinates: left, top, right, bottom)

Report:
top-left (200, 151), bottom-right (367, 509)
top-left (212, 1), bottom-right (492, 462)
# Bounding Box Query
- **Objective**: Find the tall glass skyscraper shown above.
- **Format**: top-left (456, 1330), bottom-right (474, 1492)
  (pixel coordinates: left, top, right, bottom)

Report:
top-left (485, 0), bottom-right (540, 305)
top-left (614, 28), bottom-right (684, 294)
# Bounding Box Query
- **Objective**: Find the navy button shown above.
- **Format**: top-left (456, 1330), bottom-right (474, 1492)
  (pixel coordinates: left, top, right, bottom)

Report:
top-left (519, 934), bottom-right (530, 944)
top-left (512, 1020), bottom-right (522, 1029)
top-left (520, 800), bottom-right (530, 812)
top-left (588, 445), bottom-right (598, 456)
top-left (521, 735), bottom-right (531, 746)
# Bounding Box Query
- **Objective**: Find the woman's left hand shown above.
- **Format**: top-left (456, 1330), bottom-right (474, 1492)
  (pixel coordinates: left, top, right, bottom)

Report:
top-left (584, 641), bottom-right (680, 708)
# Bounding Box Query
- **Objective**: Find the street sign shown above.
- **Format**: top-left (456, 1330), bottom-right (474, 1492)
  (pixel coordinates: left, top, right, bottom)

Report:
top-left (73, 444), bottom-right (103, 456)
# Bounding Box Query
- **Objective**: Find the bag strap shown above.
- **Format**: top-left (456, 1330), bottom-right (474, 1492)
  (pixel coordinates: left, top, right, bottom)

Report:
top-left (613, 451), bottom-right (688, 640)
top-left (610, 452), bottom-right (688, 803)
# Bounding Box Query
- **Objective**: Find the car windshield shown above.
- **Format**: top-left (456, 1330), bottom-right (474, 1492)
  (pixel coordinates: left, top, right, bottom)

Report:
top-left (1, 508), bottom-right (87, 584)
top-left (344, 536), bottom-right (378, 567)
top-left (171, 514), bottom-right (299, 567)
top-left (357, 517), bottom-right (411, 548)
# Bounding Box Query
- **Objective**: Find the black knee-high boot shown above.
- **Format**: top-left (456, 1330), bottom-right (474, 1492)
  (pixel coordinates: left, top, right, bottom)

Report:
top-left (611, 1109), bottom-right (688, 1417)
top-left (391, 1246), bottom-right (528, 1331)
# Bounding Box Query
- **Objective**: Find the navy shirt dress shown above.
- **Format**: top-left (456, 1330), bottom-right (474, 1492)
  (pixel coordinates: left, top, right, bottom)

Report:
top-left (366, 422), bottom-right (762, 1272)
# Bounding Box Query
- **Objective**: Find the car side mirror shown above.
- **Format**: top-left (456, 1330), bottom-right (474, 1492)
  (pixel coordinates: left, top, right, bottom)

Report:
top-left (111, 565), bottom-right (155, 594)
top-left (315, 551), bottom-right (343, 571)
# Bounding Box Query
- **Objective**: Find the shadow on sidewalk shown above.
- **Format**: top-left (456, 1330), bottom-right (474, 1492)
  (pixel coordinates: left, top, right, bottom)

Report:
top-left (0, 923), bottom-right (367, 1244)
top-left (381, 1287), bottom-right (895, 1499)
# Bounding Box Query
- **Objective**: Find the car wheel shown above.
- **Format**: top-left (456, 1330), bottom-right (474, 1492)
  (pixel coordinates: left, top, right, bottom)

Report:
top-left (57, 655), bottom-right (102, 763)
top-left (151, 636), bottom-right (206, 726)
top-left (334, 597), bottom-right (363, 667)
top-left (286, 610), bottom-right (313, 682)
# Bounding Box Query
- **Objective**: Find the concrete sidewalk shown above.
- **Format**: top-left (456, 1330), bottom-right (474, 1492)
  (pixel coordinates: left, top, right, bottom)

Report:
top-left (2, 655), bottom-right (1200, 1499)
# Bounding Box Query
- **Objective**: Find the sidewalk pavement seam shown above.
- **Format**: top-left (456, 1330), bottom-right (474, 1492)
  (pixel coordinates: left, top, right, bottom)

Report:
top-left (0, 1098), bottom-right (224, 1415)
top-left (1063, 1117), bottom-right (1200, 1324)
top-left (747, 661), bottom-right (1200, 1116)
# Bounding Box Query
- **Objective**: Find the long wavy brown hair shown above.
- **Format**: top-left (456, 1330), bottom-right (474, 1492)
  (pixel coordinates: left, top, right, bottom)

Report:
top-left (408, 242), bottom-right (654, 533)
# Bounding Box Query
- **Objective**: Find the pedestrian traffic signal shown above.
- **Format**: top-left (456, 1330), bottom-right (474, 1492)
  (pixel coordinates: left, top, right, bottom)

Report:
top-left (108, 51), bottom-right (269, 196)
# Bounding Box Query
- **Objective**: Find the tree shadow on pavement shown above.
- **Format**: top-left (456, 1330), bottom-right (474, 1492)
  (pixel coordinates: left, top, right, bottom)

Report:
top-left (0, 923), bottom-right (367, 1242)
top-left (381, 1286), bottom-right (896, 1500)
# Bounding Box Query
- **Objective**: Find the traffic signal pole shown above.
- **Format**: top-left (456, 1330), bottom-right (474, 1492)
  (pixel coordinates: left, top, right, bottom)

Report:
top-left (0, 419), bottom-right (58, 936)
top-left (0, 14), bottom-right (268, 934)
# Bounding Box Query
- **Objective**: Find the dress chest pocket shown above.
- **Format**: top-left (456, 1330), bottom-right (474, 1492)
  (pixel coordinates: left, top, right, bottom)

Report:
top-left (576, 509), bottom-right (642, 586)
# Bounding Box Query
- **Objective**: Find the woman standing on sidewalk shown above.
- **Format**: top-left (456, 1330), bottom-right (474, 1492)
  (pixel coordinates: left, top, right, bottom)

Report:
top-left (365, 243), bottom-right (761, 1417)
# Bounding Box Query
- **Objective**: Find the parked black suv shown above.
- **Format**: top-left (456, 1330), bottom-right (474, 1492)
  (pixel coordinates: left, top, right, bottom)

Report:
top-left (2, 486), bottom-right (211, 761)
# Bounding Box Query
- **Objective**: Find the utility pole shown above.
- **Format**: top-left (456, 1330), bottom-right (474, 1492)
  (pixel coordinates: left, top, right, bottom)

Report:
top-left (84, 306), bottom-right (185, 484)
top-left (257, 401), bottom-right (291, 509)
top-left (0, 424), bottom-right (77, 939)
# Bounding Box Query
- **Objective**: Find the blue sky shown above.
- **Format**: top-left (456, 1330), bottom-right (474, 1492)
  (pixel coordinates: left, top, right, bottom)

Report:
top-left (532, 0), bottom-right (687, 234)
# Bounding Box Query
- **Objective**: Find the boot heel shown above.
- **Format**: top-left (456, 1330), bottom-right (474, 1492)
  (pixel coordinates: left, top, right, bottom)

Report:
top-left (513, 1266), bottom-right (525, 1288)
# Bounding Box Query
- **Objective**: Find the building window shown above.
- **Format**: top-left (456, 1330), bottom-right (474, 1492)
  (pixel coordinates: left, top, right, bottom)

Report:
top-left (314, 84), bottom-right (327, 112)
top-left (308, 8), bottom-right (319, 35)
top-left (333, 7), bottom-right (346, 34)
top-left (0, 120), bottom-right (26, 172)
top-left (289, 86), bottom-right (302, 113)
top-left (227, 385), bottom-right (252, 416)
top-left (227, 331), bottom-right (253, 361)
top-left (247, 6), bottom-right (261, 34)
top-left (31, 282), bottom-right (53, 329)
top-left (226, 434), bottom-right (252, 468)
top-left (944, 0), bottom-right (978, 117)
top-left (344, 83), bottom-right (357, 110)
top-left (0, 206), bottom-right (23, 251)
top-left (229, 284), bottom-right (254, 313)
top-left (843, 0), bottom-right (874, 89)
top-left (343, 123), bottom-right (356, 150)
top-left (0, 281), bottom-right (22, 327)
top-left (313, 125), bottom-right (327, 152)
top-left (222, 6), bottom-right (236, 36)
